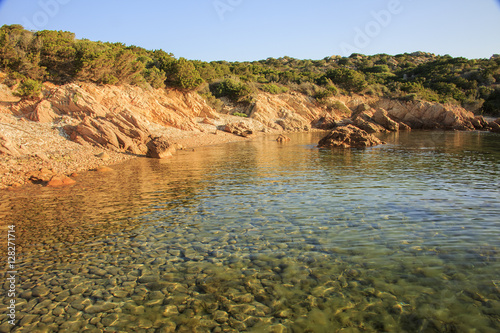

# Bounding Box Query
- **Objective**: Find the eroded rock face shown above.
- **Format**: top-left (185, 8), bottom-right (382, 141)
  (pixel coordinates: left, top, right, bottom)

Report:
top-left (352, 112), bottom-right (387, 134)
top-left (63, 111), bottom-right (150, 155)
top-left (373, 108), bottom-right (401, 132)
top-left (374, 99), bottom-right (484, 130)
top-left (318, 125), bottom-right (385, 148)
top-left (26, 100), bottom-right (59, 123)
top-left (146, 136), bottom-right (176, 159)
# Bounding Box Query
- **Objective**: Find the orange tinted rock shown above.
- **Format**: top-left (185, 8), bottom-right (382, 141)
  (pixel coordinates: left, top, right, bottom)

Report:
top-left (146, 136), bottom-right (176, 159)
top-left (27, 168), bottom-right (55, 183)
top-left (62, 176), bottom-right (76, 185)
top-left (47, 175), bottom-right (76, 187)
top-left (318, 125), bottom-right (385, 149)
top-left (26, 100), bottom-right (59, 123)
top-left (276, 134), bottom-right (291, 143)
top-left (47, 176), bottom-right (64, 187)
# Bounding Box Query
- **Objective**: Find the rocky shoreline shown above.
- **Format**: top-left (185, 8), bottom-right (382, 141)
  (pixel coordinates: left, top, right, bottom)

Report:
top-left (1, 80), bottom-right (499, 190)
top-left (0, 114), bottom-right (261, 190)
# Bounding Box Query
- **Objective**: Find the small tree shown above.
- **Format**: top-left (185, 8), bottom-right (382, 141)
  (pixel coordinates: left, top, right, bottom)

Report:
top-left (167, 58), bottom-right (203, 90)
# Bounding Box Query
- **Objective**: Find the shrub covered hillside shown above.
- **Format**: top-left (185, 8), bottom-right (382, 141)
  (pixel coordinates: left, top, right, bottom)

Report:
top-left (1, 25), bottom-right (499, 115)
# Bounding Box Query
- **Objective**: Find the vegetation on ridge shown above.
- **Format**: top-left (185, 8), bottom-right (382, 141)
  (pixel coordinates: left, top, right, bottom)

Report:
top-left (1, 24), bottom-right (499, 115)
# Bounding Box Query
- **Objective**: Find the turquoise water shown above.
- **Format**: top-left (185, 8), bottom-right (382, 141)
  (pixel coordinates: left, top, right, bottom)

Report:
top-left (1, 131), bottom-right (499, 332)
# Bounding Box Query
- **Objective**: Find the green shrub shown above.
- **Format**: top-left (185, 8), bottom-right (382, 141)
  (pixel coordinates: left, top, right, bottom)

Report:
top-left (144, 67), bottom-right (166, 89)
top-left (164, 57), bottom-right (203, 90)
top-left (232, 112), bottom-right (248, 117)
top-left (259, 83), bottom-right (288, 94)
top-left (14, 78), bottom-right (42, 98)
top-left (210, 79), bottom-right (253, 103)
top-left (315, 89), bottom-right (333, 101)
top-left (401, 93), bottom-right (418, 102)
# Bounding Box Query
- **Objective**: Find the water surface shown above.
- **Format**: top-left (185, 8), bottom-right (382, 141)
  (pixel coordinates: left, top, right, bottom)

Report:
top-left (1, 131), bottom-right (499, 332)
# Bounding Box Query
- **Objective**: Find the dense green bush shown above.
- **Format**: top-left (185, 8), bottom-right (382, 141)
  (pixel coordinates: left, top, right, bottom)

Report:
top-left (14, 78), bottom-right (41, 98)
top-left (165, 58), bottom-right (203, 90)
top-left (483, 88), bottom-right (500, 116)
top-left (210, 79), bottom-right (253, 102)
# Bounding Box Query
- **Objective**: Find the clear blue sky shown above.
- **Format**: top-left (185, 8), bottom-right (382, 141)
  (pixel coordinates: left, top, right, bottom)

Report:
top-left (0, 0), bottom-right (499, 61)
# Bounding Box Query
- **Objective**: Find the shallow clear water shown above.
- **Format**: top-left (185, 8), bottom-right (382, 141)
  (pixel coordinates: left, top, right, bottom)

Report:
top-left (1, 131), bottom-right (500, 332)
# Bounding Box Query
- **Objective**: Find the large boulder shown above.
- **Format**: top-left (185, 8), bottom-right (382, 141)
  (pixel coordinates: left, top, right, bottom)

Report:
top-left (26, 168), bottom-right (54, 183)
top-left (146, 136), bottom-right (176, 159)
top-left (318, 125), bottom-right (385, 148)
top-left (489, 119), bottom-right (500, 133)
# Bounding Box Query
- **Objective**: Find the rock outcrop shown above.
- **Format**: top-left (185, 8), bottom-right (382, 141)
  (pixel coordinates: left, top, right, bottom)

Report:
top-left (221, 122), bottom-right (254, 137)
top-left (318, 125), bottom-right (385, 148)
top-left (249, 92), bottom-right (344, 132)
top-left (373, 99), bottom-right (484, 130)
top-left (146, 136), bottom-right (176, 159)
top-left (352, 111), bottom-right (388, 134)
top-left (276, 134), bottom-right (291, 143)
top-left (63, 111), bottom-right (150, 155)
top-left (25, 168), bottom-right (76, 186)
top-left (1, 79), bottom-right (497, 163)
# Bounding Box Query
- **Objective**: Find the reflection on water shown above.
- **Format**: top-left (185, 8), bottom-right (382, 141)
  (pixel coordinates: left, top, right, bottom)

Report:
top-left (1, 131), bottom-right (499, 332)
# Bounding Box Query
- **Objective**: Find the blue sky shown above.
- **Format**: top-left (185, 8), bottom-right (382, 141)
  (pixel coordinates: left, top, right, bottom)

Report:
top-left (0, 0), bottom-right (499, 61)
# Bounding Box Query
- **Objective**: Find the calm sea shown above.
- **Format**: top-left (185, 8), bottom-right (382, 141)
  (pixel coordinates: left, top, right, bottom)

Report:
top-left (1, 131), bottom-right (499, 332)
